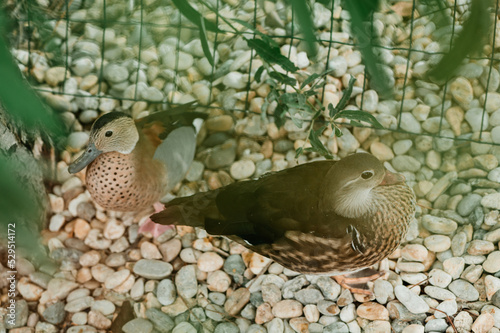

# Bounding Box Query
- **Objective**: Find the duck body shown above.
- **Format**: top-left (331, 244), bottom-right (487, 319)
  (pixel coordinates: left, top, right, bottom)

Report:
top-left (152, 153), bottom-right (416, 274)
top-left (85, 133), bottom-right (167, 211)
top-left (69, 106), bottom-right (206, 213)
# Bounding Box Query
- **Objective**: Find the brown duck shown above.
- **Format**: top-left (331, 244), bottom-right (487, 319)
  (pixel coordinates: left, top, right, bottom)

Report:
top-left (68, 106), bottom-right (206, 237)
top-left (151, 153), bottom-right (416, 292)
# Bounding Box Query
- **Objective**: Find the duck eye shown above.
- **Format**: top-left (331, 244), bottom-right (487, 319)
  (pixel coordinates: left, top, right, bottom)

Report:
top-left (105, 131), bottom-right (113, 137)
top-left (361, 171), bottom-right (374, 179)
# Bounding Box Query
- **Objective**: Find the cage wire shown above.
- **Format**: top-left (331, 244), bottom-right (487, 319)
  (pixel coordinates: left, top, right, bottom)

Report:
top-left (4, 0), bottom-right (500, 148)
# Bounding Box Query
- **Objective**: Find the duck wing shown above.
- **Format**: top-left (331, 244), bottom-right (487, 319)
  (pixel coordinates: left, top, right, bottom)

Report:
top-left (152, 160), bottom-right (370, 250)
top-left (137, 104), bottom-right (207, 191)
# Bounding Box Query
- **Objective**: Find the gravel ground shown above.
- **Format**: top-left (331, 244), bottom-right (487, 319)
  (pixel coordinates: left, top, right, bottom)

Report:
top-left (3, 0), bottom-right (500, 332)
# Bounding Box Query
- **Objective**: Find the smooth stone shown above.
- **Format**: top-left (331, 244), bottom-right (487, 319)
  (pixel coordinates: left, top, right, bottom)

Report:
top-left (482, 193), bottom-right (500, 209)
top-left (429, 269), bottom-right (452, 288)
top-left (421, 215), bottom-right (457, 234)
top-left (424, 235), bottom-right (451, 252)
top-left (157, 279), bottom-right (176, 306)
top-left (145, 308), bottom-right (175, 333)
top-left (133, 259), bottom-right (173, 279)
top-left (457, 194), bottom-right (483, 216)
top-left (423, 286), bottom-right (456, 301)
top-left (394, 285), bottom-right (430, 314)
top-left (448, 280), bottom-right (479, 301)
top-left (230, 160), bottom-right (256, 180)
top-left (465, 108), bottom-right (489, 132)
top-left (122, 318), bottom-right (153, 333)
top-left (175, 265), bottom-right (198, 299)
top-left (399, 112), bottom-right (422, 133)
top-left (392, 155), bottom-right (422, 172)
top-left (483, 251), bottom-right (500, 273)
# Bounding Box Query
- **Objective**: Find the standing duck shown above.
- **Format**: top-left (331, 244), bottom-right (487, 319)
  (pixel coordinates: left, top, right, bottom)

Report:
top-left (151, 153), bottom-right (416, 292)
top-left (68, 105), bottom-right (206, 237)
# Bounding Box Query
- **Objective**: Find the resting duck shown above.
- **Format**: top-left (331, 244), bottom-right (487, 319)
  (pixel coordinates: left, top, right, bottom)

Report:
top-left (68, 105), bottom-right (206, 237)
top-left (151, 153), bottom-right (416, 293)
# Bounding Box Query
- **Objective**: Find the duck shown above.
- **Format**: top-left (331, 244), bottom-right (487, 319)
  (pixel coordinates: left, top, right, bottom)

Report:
top-left (151, 153), bottom-right (416, 293)
top-left (68, 105), bottom-right (206, 237)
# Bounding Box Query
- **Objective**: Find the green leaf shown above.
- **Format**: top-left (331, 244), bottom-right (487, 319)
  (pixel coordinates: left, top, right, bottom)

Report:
top-left (334, 126), bottom-right (343, 137)
top-left (246, 38), bottom-right (299, 73)
top-left (199, 17), bottom-right (214, 66)
top-left (268, 71), bottom-right (297, 86)
top-left (330, 76), bottom-right (356, 117)
top-left (342, 0), bottom-right (393, 98)
top-left (0, 19), bottom-right (67, 145)
top-left (273, 103), bottom-right (288, 128)
top-left (428, 0), bottom-right (493, 80)
top-left (255, 66), bottom-right (265, 83)
top-left (289, 0), bottom-right (317, 56)
top-left (307, 126), bottom-right (333, 158)
top-left (295, 147), bottom-right (304, 158)
top-left (300, 73), bottom-right (321, 90)
top-left (334, 110), bottom-right (384, 129)
top-left (171, 0), bottom-right (219, 32)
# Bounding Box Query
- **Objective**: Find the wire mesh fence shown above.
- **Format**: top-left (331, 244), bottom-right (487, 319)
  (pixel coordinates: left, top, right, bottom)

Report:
top-left (4, 0), bottom-right (500, 148)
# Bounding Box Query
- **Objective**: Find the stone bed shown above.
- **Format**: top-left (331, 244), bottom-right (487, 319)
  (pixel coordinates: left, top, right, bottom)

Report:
top-left (4, 0), bottom-right (500, 332)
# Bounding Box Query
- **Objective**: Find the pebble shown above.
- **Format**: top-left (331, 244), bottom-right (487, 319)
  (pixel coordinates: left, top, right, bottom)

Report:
top-left (356, 302), bottom-right (389, 320)
top-left (157, 279), bottom-right (176, 306)
top-left (482, 193), bottom-right (500, 209)
top-left (472, 313), bottom-right (495, 333)
top-left (483, 251), bottom-right (500, 273)
top-left (198, 252), bottom-right (224, 272)
top-left (394, 285), bottom-right (430, 314)
top-left (423, 235), bottom-right (451, 252)
top-left (230, 160), bottom-right (256, 180)
top-left (175, 265), bottom-right (198, 298)
top-left (468, 240), bottom-right (495, 255)
top-left (272, 300), bottom-right (303, 318)
top-left (443, 257), bottom-right (465, 279)
top-left (429, 269), bottom-right (452, 288)
top-left (423, 286), bottom-right (456, 301)
top-left (448, 279), bottom-right (479, 301)
top-left (133, 259), bottom-right (173, 279)
top-left (457, 193), bottom-right (483, 216)
top-left (225, 288), bottom-right (251, 316)
top-left (421, 215), bottom-right (457, 234)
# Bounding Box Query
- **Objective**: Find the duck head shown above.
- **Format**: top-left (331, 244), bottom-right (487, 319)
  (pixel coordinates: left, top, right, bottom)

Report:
top-left (325, 153), bottom-right (406, 218)
top-left (68, 112), bottom-right (139, 174)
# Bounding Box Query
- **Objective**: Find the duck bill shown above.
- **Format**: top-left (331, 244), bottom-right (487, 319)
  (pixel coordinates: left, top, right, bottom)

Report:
top-left (68, 142), bottom-right (102, 174)
top-left (379, 170), bottom-right (405, 186)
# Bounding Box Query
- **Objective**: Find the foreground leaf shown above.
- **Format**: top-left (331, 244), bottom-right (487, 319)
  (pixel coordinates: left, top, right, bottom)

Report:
top-left (428, 0), bottom-right (493, 80)
top-left (334, 110), bottom-right (384, 129)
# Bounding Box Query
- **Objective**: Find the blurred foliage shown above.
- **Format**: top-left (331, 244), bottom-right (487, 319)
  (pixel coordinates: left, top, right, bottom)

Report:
top-left (427, 0), bottom-right (494, 80)
top-left (0, 7), bottom-right (67, 262)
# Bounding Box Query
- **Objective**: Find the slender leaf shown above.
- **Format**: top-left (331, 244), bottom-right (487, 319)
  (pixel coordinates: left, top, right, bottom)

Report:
top-left (171, 0), bottom-right (219, 32)
top-left (274, 103), bottom-right (288, 128)
top-left (289, 0), bottom-right (317, 56)
top-left (307, 127), bottom-right (332, 158)
top-left (343, 0), bottom-right (393, 98)
top-left (199, 17), bottom-right (214, 66)
top-left (268, 71), bottom-right (297, 86)
top-left (334, 110), bottom-right (384, 129)
top-left (0, 20), bottom-right (67, 145)
top-left (255, 66), bottom-right (265, 83)
top-left (246, 38), bottom-right (299, 72)
top-left (334, 126), bottom-right (343, 137)
top-left (300, 73), bottom-right (321, 90)
top-left (295, 147), bottom-right (304, 158)
top-left (330, 76), bottom-right (356, 117)
top-left (428, 0), bottom-right (493, 80)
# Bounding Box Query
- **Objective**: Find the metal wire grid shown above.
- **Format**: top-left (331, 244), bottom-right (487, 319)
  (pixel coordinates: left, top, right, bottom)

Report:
top-left (8, 0), bottom-right (500, 146)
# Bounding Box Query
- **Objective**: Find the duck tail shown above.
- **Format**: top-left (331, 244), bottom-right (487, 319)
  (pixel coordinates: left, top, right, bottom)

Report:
top-left (151, 190), bottom-right (219, 228)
